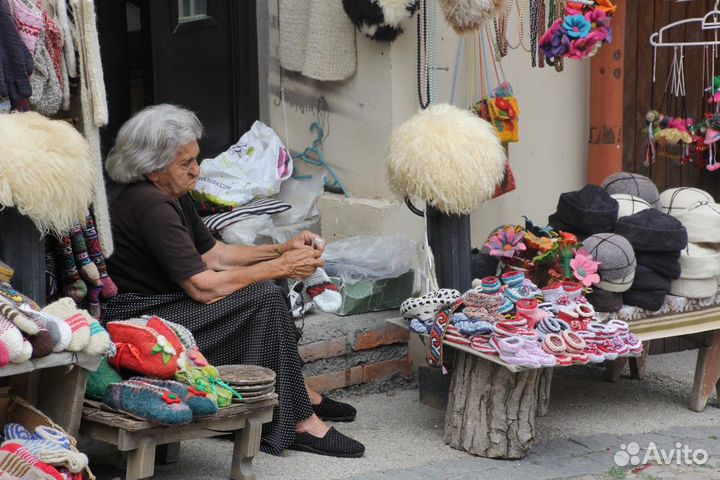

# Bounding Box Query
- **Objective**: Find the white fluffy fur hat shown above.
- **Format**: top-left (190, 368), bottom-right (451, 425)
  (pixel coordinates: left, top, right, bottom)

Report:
top-left (672, 201), bottom-right (720, 243)
top-left (0, 112), bottom-right (95, 234)
top-left (659, 187), bottom-right (714, 215)
top-left (439, 0), bottom-right (508, 33)
top-left (670, 277), bottom-right (718, 299)
top-left (678, 243), bottom-right (720, 280)
top-left (386, 103), bottom-right (506, 215)
top-left (611, 194), bottom-right (651, 220)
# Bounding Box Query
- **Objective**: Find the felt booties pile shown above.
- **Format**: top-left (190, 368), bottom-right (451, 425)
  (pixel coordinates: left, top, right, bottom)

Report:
top-left (615, 209), bottom-right (688, 252)
top-left (312, 395), bottom-right (357, 422)
top-left (290, 427), bottom-right (365, 458)
top-left (130, 377), bottom-right (218, 418)
top-left (549, 185), bottom-right (619, 236)
top-left (602, 172), bottom-right (660, 208)
top-left (103, 381), bottom-right (193, 425)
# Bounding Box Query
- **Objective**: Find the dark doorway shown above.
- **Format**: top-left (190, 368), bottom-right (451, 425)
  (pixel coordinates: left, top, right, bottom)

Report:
top-left (96, 0), bottom-right (259, 160)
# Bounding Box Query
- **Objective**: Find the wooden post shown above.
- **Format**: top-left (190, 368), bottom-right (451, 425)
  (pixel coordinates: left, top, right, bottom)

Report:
top-left (536, 368), bottom-right (553, 417)
top-left (426, 206), bottom-right (472, 291)
top-left (444, 352), bottom-right (541, 459)
top-left (690, 330), bottom-right (720, 412)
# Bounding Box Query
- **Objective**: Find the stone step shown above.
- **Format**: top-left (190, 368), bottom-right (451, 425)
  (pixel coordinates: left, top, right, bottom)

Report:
top-left (296, 309), bottom-right (413, 392)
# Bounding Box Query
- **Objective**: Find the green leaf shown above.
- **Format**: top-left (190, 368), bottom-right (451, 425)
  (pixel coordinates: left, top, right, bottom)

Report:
top-left (162, 352), bottom-right (171, 364)
top-left (151, 345), bottom-right (162, 354)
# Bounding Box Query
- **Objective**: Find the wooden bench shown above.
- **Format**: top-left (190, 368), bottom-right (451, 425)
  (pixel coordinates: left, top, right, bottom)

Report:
top-left (80, 396), bottom-right (277, 480)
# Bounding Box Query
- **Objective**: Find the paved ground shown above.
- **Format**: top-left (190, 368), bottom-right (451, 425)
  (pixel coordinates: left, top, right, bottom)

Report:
top-left (87, 350), bottom-right (720, 479)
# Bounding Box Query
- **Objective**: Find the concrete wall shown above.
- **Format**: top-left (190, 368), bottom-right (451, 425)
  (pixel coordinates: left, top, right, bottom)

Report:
top-left (263, 1), bottom-right (589, 246)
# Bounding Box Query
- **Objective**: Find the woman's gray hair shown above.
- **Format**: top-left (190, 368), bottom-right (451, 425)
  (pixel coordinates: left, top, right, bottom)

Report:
top-left (105, 104), bottom-right (203, 184)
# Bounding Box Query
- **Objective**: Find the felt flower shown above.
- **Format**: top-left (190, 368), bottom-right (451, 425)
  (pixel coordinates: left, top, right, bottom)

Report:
top-left (558, 231), bottom-right (578, 245)
top-left (540, 20), bottom-right (571, 59)
top-left (151, 334), bottom-right (177, 365)
top-left (595, 0), bottom-right (617, 15)
top-left (525, 231), bottom-right (555, 253)
top-left (585, 8), bottom-right (611, 33)
top-left (563, 14), bottom-right (591, 39)
top-left (162, 391), bottom-right (182, 404)
top-left (188, 386), bottom-right (208, 397)
top-left (485, 226), bottom-right (527, 258)
top-left (567, 30), bottom-right (606, 59)
top-left (570, 248), bottom-right (601, 287)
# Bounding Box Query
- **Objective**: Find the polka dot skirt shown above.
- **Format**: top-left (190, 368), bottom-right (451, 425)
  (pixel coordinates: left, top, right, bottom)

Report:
top-left (103, 280), bottom-right (315, 455)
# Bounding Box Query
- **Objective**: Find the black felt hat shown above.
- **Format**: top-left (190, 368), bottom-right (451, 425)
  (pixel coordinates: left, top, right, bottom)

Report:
top-left (615, 209), bottom-right (688, 252)
top-left (635, 251), bottom-right (682, 279)
top-left (586, 288), bottom-right (623, 313)
top-left (623, 288), bottom-right (667, 312)
top-left (471, 248), bottom-right (499, 280)
top-left (548, 185), bottom-right (618, 236)
top-left (630, 264), bottom-right (672, 292)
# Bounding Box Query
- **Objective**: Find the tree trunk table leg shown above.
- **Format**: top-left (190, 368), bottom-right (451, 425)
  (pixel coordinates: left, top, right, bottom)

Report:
top-left (605, 357), bottom-right (628, 382)
top-left (628, 342), bottom-right (650, 380)
top-left (690, 330), bottom-right (720, 412)
top-left (444, 352), bottom-right (541, 459)
top-left (536, 368), bottom-right (553, 417)
top-left (125, 440), bottom-right (156, 480)
top-left (230, 416), bottom-right (262, 480)
top-left (156, 442), bottom-right (180, 465)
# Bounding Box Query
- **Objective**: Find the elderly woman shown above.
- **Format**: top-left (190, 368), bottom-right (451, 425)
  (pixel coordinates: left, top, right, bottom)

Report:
top-left (103, 104), bottom-right (364, 458)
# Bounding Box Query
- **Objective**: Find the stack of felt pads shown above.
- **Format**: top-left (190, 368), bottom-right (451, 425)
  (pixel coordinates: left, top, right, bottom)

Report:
top-left (216, 365), bottom-right (277, 404)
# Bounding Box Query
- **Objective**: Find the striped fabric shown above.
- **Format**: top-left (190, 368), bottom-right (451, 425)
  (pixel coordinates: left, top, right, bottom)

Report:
top-left (201, 198), bottom-right (291, 233)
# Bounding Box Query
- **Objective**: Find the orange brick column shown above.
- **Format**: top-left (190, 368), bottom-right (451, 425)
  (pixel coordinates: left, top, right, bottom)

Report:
top-left (588, 0), bottom-right (626, 185)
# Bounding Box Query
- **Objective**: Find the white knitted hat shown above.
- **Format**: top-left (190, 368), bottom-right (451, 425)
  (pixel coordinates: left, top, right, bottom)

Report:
top-left (678, 243), bottom-right (720, 279)
top-left (670, 277), bottom-right (718, 299)
top-left (597, 270), bottom-right (636, 293)
top-left (659, 187), bottom-right (714, 215)
top-left (279, 0), bottom-right (357, 81)
top-left (611, 194), bottom-right (651, 219)
top-left (672, 201), bottom-right (720, 243)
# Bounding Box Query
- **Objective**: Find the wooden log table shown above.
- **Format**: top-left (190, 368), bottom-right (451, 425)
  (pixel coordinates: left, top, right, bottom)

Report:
top-left (80, 396), bottom-right (277, 480)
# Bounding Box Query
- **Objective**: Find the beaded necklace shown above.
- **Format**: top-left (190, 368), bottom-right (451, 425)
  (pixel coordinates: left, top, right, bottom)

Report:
top-left (416, 0), bottom-right (438, 109)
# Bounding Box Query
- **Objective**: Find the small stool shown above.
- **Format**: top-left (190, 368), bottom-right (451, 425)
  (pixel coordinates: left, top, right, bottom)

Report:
top-left (80, 396), bottom-right (277, 480)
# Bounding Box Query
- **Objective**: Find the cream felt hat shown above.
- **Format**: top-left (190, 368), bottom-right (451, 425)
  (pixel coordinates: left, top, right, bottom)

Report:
top-left (611, 194), bottom-right (652, 220)
top-left (678, 243), bottom-right (720, 279)
top-left (670, 277), bottom-right (718, 299)
top-left (672, 201), bottom-right (720, 243)
top-left (659, 187), bottom-right (714, 215)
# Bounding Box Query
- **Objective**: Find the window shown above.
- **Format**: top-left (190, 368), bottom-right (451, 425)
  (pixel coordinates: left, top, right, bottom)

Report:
top-left (178, 0), bottom-right (208, 23)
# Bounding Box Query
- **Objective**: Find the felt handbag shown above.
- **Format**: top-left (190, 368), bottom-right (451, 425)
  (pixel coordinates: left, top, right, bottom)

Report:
top-left (107, 319), bottom-right (185, 379)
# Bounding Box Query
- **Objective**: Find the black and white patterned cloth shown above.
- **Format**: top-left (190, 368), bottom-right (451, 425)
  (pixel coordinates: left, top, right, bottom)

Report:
top-left (103, 280), bottom-right (314, 455)
top-left (201, 198), bottom-right (290, 233)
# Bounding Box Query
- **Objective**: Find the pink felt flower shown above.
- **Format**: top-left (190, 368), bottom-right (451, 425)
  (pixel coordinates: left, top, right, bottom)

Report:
top-left (567, 30), bottom-right (606, 60)
top-left (485, 226), bottom-right (527, 258)
top-left (570, 248), bottom-right (601, 287)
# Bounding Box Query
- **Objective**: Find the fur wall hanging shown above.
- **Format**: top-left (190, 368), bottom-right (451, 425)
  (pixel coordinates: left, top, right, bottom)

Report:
top-left (343, 0), bottom-right (419, 41)
top-left (439, 0), bottom-right (508, 33)
top-left (0, 112), bottom-right (95, 234)
top-left (386, 103), bottom-right (506, 215)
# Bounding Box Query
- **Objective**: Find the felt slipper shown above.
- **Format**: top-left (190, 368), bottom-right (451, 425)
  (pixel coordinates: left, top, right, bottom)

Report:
top-left (312, 395), bottom-right (357, 422)
top-left (103, 381), bottom-right (193, 425)
top-left (400, 289), bottom-right (461, 321)
top-left (129, 377), bottom-right (218, 418)
top-left (290, 427), bottom-right (365, 458)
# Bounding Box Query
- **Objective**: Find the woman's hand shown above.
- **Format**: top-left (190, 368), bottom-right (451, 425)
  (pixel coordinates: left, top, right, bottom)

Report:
top-left (281, 231), bottom-right (325, 254)
top-left (275, 247), bottom-right (325, 279)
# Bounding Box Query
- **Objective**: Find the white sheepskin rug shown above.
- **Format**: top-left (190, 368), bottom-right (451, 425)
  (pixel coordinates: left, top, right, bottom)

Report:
top-left (386, 103), bottom-right (506, 215)
top-left (439, 0), bottom-right (508, 33)
top-left (0, 112), bottom-right (95, 234)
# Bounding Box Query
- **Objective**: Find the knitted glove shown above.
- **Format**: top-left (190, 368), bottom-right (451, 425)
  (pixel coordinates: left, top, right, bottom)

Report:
top-left (0, 0), bottom-right (33, 106)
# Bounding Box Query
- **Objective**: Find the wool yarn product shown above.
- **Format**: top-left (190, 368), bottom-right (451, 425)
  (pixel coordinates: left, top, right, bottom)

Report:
top-left (26, 320), bottom-right (54, 359)
top-left (0, 300), bottom-right (38, 335)
top-left (16, 307), bottom-right (71, 353)
top-left (84, 316), bottom-right (111, 356)
top-left (670, 277), bottom-right (718, 299)
top-left (615, 209), bottom-right (688, 252)
top-left (104, 381), bottom-right (193, 425)
top-left (69, 223), bottom-right (101, 286)
top-left (0, 316), bottom-right (24, 363)
top-left (0, 0), bottom-right (34, 108)
top-left (671, 201), bottom-right (720, 243)
top-left (83, 212), bottom-right (118, 299)
top-left (41, 298), bottom-right (91, 352)
top-left (130, 377), bottom-right (218, 417)
top-left (387, 103), bottom-right (506, 215)
top-left (602, 172), bottom-right (660, 208)
top-left (0, 442), bottom-right (64, 480)
top-left (439, 0), bottom-right (508, 33)
top-left (11, 340), bottom-right (33, 363)
top-left (302, 268), bottom-right (343, 313)
top-left (53, 234), bottom-right (87, 303)
top-left (611, 194), bottom-right (652, 219)
top-left (4, 424), bottom-right (88, 473)
top-left (549, 185), bottom-right (619, 236)
top-left (659, 187), bottom-right (714, 215)
top-left (85, 356), bottom-right (123, 400)
top-left (582, 233), bottom-right (636, 283)
top-left (343, 0), bottom-right (419, 41)
top-left (29, 30), bottom-right (63, 116)
top-left (0, 112), bottom-right (95, 235)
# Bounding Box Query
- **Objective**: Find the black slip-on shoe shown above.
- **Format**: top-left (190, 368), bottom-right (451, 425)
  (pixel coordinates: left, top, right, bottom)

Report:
top-left (312, 395), bottom-right (357, 422)
top-left (289, 427), bottom-right (365, 458)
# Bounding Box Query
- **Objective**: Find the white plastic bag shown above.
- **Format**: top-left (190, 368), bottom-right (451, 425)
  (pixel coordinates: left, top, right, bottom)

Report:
top-left (322, 235), bottom-right (417, 284)
top-left (194, 121), bottom-right (293, 207)
top-left (220, 215), bottom-right (274, 245)
top-left (273, 175), bottom-right (325, 227)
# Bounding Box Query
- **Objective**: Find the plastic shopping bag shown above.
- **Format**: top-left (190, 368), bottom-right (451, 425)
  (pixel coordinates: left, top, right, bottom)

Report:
top-left (194, 121), bottom-right (293, 207)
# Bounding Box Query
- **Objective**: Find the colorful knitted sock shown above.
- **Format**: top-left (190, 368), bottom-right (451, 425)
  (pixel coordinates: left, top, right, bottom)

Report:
top-left (18, 308), bottom-right (72, 353)
top-left (0, 299), bottom-right (38, 335)
top-left (0, 316), bottom-right (24, 362)
top-left (83, 213), bottom-right (118, 299)
top-left (41, 299), bottom-right (90, 352)
top-left (103, 381), bottom-right (193, 425)
top-left (53, 235), bottom-right (87, 303)
top-left (302, 268), bottom-right (342, 313)
top-left (0, 443), bottom-right (47, 480)
top-left (83, 314), bottom-right (111, 355)
top-left (0, 443), bottom-right (63, 480)
top-left (69, 223), bottom-right (101, 287)
top-left (27, 319), bottom-right (54, 358)
top-left (129, 377), bottom-right (218, 417)
top-left (11, 340), bottom-right (33, 363)
top-left (3, 424), bottom-right (88, 474)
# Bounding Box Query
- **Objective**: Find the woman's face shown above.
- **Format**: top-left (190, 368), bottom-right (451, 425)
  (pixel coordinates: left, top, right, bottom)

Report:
top-left (147, 141), bottom-right (201, 198)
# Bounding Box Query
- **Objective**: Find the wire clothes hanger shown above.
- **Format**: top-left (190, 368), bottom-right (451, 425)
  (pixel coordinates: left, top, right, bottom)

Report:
top-left (650, 0), bottom-right (720, 48)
